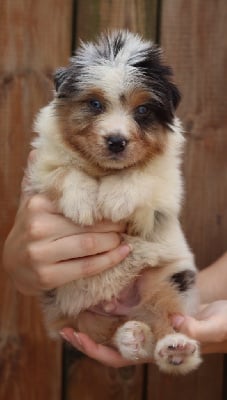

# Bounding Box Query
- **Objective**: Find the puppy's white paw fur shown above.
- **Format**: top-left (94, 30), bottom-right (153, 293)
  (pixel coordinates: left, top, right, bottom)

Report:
top-left (60, 194), bottom-right (98, 225)
top-left (154, 333), bottom-right (201, 374)
top-left (59, 173), bottom-right (99, 225)
top-left (98, 180), bottom-right (139, 222)
top-left (100, 195), bottom-right (137, 222)
top-left (113, 321), bottom-right (154, 360)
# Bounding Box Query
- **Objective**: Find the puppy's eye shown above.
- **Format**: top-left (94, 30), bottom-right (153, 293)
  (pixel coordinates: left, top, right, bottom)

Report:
top-left (135, 104), bottom-right (151, 116)
top-left (89, 99), bottom-right (103, 113)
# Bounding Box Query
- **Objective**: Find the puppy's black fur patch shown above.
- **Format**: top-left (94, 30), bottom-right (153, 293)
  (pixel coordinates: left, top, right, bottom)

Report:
top-left (42, 289), bottom-right (57, 306)
top-left (170, 270), bottom-right (196, 292)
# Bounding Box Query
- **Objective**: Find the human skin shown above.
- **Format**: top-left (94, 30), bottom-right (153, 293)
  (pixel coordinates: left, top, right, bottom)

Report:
top-left (2, 191), bottom-right (131, 296)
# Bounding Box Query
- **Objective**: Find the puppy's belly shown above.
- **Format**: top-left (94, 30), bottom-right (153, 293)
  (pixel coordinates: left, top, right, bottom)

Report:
top-left (89, 278), bottom-right (141, 316)
top-left (88, 266), bottom-right (197, 319)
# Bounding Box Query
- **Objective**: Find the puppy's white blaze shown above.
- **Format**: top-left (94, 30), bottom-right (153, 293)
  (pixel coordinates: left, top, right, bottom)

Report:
top-left (78, 65), bottom-right (141, 97)
top-left (98, 112), bottom-right (132, 139)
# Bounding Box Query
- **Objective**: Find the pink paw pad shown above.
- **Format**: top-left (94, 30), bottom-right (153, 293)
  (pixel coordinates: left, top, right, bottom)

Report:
top-left (154, 333), bottom-right (201, 373)
top-left (159, 341), bottom-right (196, 365)
top-left (114, 321), bottom-right (154, 360)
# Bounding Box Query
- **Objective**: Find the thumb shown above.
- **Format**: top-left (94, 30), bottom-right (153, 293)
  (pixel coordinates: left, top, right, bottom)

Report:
top-left (171, 314), bottom-right (218, 343)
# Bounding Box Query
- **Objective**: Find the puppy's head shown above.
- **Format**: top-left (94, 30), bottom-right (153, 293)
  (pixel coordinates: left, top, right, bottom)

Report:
top-left (53, 31), bottom-right (181, 172)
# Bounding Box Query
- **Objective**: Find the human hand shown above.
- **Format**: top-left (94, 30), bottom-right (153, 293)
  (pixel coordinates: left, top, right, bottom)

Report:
top-left (3, 158), bottom-right (130, 296)
top-left (60, 326), bottom-right (152, 368)
top-left (171, 300), bottom-right (227, 351)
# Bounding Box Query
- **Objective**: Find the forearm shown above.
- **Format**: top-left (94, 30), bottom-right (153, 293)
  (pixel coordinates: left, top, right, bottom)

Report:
top-left (196, 252), bottom-right (227, 303)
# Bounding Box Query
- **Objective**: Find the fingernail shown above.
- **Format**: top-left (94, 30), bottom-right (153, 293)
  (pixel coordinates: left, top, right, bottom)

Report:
top-left (172, 315), bottom-right (185, 329)
top-left (59, 331), bottom-right (71, 343)
top-left (119, 244), bottom-right (132, 256)
top-left (73, 331), bottom-right (83, 348)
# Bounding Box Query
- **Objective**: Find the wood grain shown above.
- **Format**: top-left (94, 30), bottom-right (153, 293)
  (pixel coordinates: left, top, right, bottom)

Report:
top-left (1, 0), bottom-right (226, 398)
top-left (75, 0), bottom-right (158, 43)
top-left (65, 352), bottom-right (144, 400)
top-left (0, 1), bottom-right (73, 399)
top-left (147, 0), bottom-right (227, 399)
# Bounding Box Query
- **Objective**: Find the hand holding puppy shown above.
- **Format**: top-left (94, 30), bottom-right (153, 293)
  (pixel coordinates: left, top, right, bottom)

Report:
top-left (3, 159), bottom-right (130, 295)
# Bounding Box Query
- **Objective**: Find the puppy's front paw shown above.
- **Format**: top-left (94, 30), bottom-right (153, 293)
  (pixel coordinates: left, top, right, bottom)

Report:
top-left (98, 191), bottom-right (137, 222)
top-left (154, 333), bottom-right (201, 374)
top-left (59, 188), bottom-right (99, 225)
top-left (113, 321), bottom-right (154, 360)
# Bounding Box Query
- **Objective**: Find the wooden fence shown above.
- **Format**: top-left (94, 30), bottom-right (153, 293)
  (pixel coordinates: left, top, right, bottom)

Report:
top-left (0, 0), bottom-right (226, 399)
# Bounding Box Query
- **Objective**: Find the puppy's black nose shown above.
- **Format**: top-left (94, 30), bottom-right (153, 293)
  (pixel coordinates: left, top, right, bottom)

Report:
top-left (106, 135), bottom-right (128, 154)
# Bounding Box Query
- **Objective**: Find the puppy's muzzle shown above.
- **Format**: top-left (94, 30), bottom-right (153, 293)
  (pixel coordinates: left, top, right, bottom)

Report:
top-left (106, 135), bottom-right (128, 154)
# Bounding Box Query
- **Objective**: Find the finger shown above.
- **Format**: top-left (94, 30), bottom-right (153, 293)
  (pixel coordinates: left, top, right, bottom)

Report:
top-left (17, 194), bottom-right (58, 220)
top-left (38, 243), bottom-right (131, 289)
top-left (24, 194), bottom-right (126, 235)
top-left (26, 194), bottom-right (58, 214)
top-left (35, 232), bottom-right (122, 263)
top-left (25, 212), bottom-right (83, 241)
top-left (27, 149), bottom-right (37, 164)
top-left (172, 314), bottom-right (224, 343)
top-left (16, 194), bottom-right (59, 229)
top-left (60, 328), bottom-right (142, 368)
top-left (23, 196), bottom-right (125, 240)
top-left (37, 216), bottom-right (125, 241)
top-left (86, 220), bottom-right (126, 234)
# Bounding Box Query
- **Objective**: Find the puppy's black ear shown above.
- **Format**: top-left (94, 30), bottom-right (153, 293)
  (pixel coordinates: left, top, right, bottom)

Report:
top-left (54, 67), bottom-right (69, 92)
top-left (168, 82), bottom-right (181, 110)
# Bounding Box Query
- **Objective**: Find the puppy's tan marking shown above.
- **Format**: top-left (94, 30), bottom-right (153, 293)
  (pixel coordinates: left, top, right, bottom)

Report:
top-left (127, 89), bottom-right (153, 110)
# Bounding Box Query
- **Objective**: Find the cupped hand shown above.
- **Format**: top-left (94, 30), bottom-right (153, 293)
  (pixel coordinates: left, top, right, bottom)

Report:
top-left (60, 326), bottom-right (152, 368)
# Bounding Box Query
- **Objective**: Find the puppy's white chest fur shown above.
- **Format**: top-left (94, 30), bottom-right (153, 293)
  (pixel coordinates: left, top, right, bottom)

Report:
top-left (60, 164), bottom-right (157, 229)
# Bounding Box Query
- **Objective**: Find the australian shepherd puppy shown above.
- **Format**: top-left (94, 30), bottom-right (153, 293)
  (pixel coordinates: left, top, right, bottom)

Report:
top-left (27, 31), bottom-right (201, 374)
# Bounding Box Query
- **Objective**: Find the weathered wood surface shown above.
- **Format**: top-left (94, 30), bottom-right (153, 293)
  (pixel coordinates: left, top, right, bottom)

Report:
top-left (75, 0), bottom-right (158, 42)
top-left (1, 0), bottom-right (226, 399)
top-left (147, 1), bottom-right (227, 399)
top-left (0, 1), bottom-right (72, 399)
top-left (65, 353), bottom-right (144, 400)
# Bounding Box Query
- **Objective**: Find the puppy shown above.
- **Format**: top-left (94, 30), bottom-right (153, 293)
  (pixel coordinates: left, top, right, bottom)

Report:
top-left (27, 31), bottom-right (201, 374)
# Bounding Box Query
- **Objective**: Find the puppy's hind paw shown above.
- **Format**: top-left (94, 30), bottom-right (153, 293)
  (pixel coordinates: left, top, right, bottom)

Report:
top-left (154, 333), bottom-right (201, 374)
top-left (113, 321), bottom-right (154, 361)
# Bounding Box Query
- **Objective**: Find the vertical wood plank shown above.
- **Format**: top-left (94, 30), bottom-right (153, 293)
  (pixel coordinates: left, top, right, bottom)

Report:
top-left (75, 0), bottom-right (158, 42)
top-left (66, 354), bottom-right (144, 400)
top-left (147, 0), bottom-right (227, 399)
top-left (0, 1), bottom-right (73, 399)
top-left (65, 1), bottom-right (158, 399)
